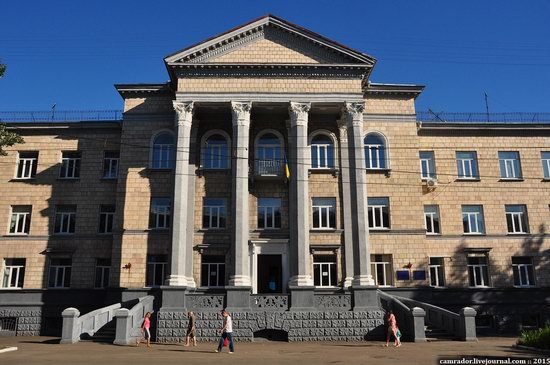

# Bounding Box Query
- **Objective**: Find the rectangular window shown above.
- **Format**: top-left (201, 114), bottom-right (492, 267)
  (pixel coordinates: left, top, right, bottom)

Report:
top-left (368, 197), bottom-right (390, 229)
top-left (2, 258), bottom-right (26, 288)
top-left (512, 257), bottom-right (535, 287)
top-left (9, 205), bottom-right (32, 235)
top-left (94, 258), bottom-right (110, 289)
top-left (312, 198), bottom-right (336, 229)
top-left (419, 151), bottom-right (436, 179)
top-left (456, 151), bottom-right (479, 179)
top-left (462, 205), bottom-right (485, 234)
top-left (103, 151), bottom-right (119, 179)
top-left (15, 151), bottom-right (38, 179)
top-left (467, 255), bottom-right (489, 287)
top-left (505, 205), bottom-right (529, 234)
top-left (499, 151), bottom-right (522, 179)
top-left (429, 257), bottom-right (445, 287)
top-left (541, 152), bottom-right (550, 179)
top-left (424, 205), bottom-right (440, 235)
top-left (200, 255), bottom-right (226, 287)
top-left (258, 198), bottom-right (281, 229)
top-left (59, 151), bottom-right (81, 179)
top-left (98, 205), bottom-right (115, 234)
top-left (48, 258), bottom-right (72, 288)
top-left (202, 198), bottom-right (227, 229)
top-left (313, 255), bottom-right (337, 287)
top-left (371, 254), bottom-right (393, 286)
top-left (54, 205), bottom-right (76, 234)
top-left (149, 198), bottom-right (171, 229)
top-left (146, 255), bottom-right (166, 287)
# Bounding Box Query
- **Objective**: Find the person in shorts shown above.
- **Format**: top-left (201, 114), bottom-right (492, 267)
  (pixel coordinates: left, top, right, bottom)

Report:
top-left (136, 311), bottom-right (152, 348)
top-left (184, 311), bottom-right (197, 346)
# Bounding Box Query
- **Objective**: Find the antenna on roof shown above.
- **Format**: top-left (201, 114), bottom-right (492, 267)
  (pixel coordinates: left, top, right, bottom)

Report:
top-left (484, 92), bottom-right (490, 122)
top-left (51, 103), bottom-right (56, 121)
top-left (428, 108), bottom-right (446, 123)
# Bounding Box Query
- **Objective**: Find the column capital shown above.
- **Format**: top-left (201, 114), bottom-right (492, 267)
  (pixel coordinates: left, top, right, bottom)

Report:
top-left (173, 101), bottom-right (194, 127)
top-left (231, 101), bottom-right (252, 126)
top-left (343, 102), bottom-right (365, 126)
top-left (288, 102), bottom-right (311, 127)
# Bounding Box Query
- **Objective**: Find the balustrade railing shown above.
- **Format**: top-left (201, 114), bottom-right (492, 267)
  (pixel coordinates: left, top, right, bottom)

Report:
top-left (255, 159), bottom-right (284, 176)
top-left (113, 296), bottom-right (155, 346)
top-left (250, 294), bottom-right (289, 310)
top-left (61, 302), bottom-right (121, 344)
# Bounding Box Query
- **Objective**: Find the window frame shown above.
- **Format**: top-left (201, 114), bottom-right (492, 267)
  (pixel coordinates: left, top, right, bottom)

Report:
top-left (1, 258), bottom-right (26, 289)
top-left (255, 130), bottom-right (285, 176)
top-left (364, 132), bottom-right (388, 170)
top-left (456, 151), bottom-right (479, 180)
top-left (149, 198), bottom-right (171, 230)
top-left (498, 151), bottom-right (522, 180)
top-left (48, 258), bottom-right (72, 289)
top-left (102, 151), bottom-right (120, 179)
top-left (368, 197), bottom-right (390, 230)
top-left (201, 130), bottom-right (231, 170)
top-left (505, 205), bottom-right (529, 234)
top-left (462, 205), bottom-right (485, 235)
top-left (98, 205), bottom-right (116, 234)
top-left (541, 152), bottom-right (550, 179)
top-left (202, 198), bottom-right (227, 230)
top-left (424, 205), bottom-right (441, 235)
top-left (15, 151), bottom-right (38, 179)
top-left (467, 255), bottom-right (490, 288)
top-left (313, 255), bottom-right (338, 288)
top-left (200, 255), bottom-right (226, 288)
top-left (145, 255), bottom-right (167, 287)
top-left (371, 254), bottom-right (393, 287)
top-left (54, 205), bottom-right (76, 235)
top-left (311, 197), bottom-right (336, 230)
top-left (512, 257), bottom-right (535, 287)
top-left (150, 130), bottom-right (175, 170)
top-left (309, 131), bottom-right (336, 170)
top-left (9, 205), bottom-right (32, 235)
top-left (59, 151), bottom-right (81, 179)
top-left (428, 257), bottom-right (445, 287)
top-left (419, 151), bottom-right (436, 180)
top-left (94, 259), bottom-right (111, 289)
top-left (257, 198), bottom-right (282, 230)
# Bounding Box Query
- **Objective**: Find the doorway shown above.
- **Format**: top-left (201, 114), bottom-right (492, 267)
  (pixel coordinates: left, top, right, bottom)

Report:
top-left (257, 254), bottom-right (282, 293)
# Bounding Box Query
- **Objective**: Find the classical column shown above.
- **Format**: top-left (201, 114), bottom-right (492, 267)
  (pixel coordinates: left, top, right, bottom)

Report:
top-left (337, 118), bottom-right (354, 289)
top-left (167, 101), bottom-right (195, 287)
top-left (288, 102), bottom-right (312, 287)
top-left (228, 101), bottom-right (252, 287)
top-left (184, 118), bottom-right (199, 288)
top-left (344, 102), bottom-right (375, 287)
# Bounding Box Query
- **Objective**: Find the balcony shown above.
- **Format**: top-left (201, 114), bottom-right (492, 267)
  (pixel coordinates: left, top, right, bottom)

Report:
top-left (255, 159), bottom-right (284, 178)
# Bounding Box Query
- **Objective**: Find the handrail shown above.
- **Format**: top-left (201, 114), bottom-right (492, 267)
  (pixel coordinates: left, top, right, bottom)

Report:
top-left (60, 302), bottom-right (121, 344)
top-left (113, 295), bottom-right (154, 346)
top-left (377, 290), bottom-right (425, 342)
top-left (395, 296), bottom-right (459, 320)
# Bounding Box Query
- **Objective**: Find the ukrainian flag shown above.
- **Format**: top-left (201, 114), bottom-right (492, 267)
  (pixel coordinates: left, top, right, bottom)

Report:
top-left (284, 155), bottom-right (290, 180)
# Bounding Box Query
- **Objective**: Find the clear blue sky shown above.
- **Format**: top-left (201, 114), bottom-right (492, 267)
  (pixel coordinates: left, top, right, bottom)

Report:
top-left (1, 0), bottom-right (549, 112)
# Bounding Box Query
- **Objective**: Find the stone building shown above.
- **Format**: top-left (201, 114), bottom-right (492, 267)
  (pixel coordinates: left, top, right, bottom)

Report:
top-left (1, 15), bottom-right (549, 340)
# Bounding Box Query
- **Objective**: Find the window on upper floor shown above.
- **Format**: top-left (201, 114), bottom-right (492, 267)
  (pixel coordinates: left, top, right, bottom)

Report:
top-left (467, 255), bottom-right (489, 287)
top-left (15, 151), bottom-right (38, 179)
top-left (419, 151), bottom-right (436, 180)
top-left (364, 133), bottom-right (387, 169)
top-left (313, 255), bottom-right (337, 287)
top-left (424, 205), bottom-right (440, 235)
top-left (456, 151), bottom-right (479, 179)
top-left (540, 152), bottom-right (550, 179)
top-left (499, 151), bottom-right (522, 179)
top-left (94, 258), bottom-right (111, 289)
top-left (48, 258), bottom-right (72, 288)
top-left (98, 205), bottom-right (115, 234)
top-left (505, 205), bottom-right (529, 234)
top-left (462, 205), bottom-right (485, 234)
top-left (54, 205), bottom-right (76, 234)
top-left (149, 198), bottom-right (171, 229)
top-left (103, 151), bottom-right (119, 179)
top-left (255, 131), bottom-right (284, 176)
top-left (2, 258), bottom-right (26, 289)
top-left (512, 256), bottom-right (535, 287)
top-left (368, 197), bottom-right (390, 230)
top-left (146, 255), bottom-right (166, 287)
top-left (202, 133), bottom-right (230, 169)
top-left (310, 133), bottom-right (334, 169)
top-left (201, 255), bottom-right (226, 288)
top-left (59, 151), bottom-right (81, 179)
top-left (9, 205), bottom-right (31, 235)
top-left (258, 198), bottom-right (281, 229)
top-left (151, 132), bottom-right (174, 169)
top-left (202, 198), bottom-right (227, 229)
top-left (312, 197), bottom-right (336, 229)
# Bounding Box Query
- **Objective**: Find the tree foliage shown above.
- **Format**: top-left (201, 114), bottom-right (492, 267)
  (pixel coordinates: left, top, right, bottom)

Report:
top-left (0, 61), bottom-right (5, 78)
top-left (0, 123), bottom-right (25, 156)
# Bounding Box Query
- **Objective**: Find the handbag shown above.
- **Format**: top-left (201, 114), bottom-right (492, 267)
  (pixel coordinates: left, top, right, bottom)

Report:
top-left (396, 328), bottom-right (402, 338)
top-left (223, 337), bottom-right (229, 347)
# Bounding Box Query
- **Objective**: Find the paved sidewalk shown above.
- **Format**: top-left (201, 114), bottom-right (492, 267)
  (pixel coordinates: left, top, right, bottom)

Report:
top-left (0, 336), bottom-right (540, 365)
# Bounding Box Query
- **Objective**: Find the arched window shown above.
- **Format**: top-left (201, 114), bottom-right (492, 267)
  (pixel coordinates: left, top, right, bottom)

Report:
top-left (151, 132), bottom-right (175, 169)
top-left (202, 132), bottom-right (230, 169)
top-left (364, 133), bottom-right (387, 169)
top-left (310, 134), bottom-right (334, 169)
top-left (255, 131), bottom-right (283, 176)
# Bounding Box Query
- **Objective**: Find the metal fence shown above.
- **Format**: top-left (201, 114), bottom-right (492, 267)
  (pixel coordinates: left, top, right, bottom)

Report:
top-left (417, 111), bottom-right (550, 124)
top-left (0, 110), bottom-right (122, 122)
top-left (0, 317), bottom-right (17, 336)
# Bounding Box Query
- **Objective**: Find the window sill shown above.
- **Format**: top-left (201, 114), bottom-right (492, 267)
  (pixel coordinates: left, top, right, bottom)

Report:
top-left (197, 228), bottom-right (227, 232)
top-left (366, 168), bottom-right (391, 177)
top-left (57, 178), bottom-right (80, 181)
top-left (309, 168), bottom-right (338, 177)
top-left (52, 233), bottom-right (75, 236)
top-left (101, 177), bottom-right (118, 181)
top-left (468, 286), bottom-right (491, 289)
top-left (426, 233), bottom-right (441, 236)
top-left (542, 178), bottom-right (550, 182)
top-left (499, 178), bottom-right (524, 182)
top-left (456, 178), bottom-right (481, 182)
top-left (47, 287), bottom-right (71, 290)
top-left (97, 233), bottom-right (114, 236)
top-left (507, 232), bottom-right (529, 236)
top-left (11, 177), bottom-right (36, 182)
top-left (0, 287), bottom-right (23, 290)
top-left (5, 233), bottom-right (29, 237)
top-left (310, 229), bottom-right (338, 233)
top-left (513, 285), bottom-right (536, 288)
top-left (147, 228), bottom-right (171, 232)
top-left (462, 233), bottom-right (486, 236)
top-left (369, 228), bottom-right (391, 232)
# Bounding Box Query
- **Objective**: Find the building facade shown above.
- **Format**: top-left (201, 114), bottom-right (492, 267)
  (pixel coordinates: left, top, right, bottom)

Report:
top-left (1, 15), bottom-right (549, 339)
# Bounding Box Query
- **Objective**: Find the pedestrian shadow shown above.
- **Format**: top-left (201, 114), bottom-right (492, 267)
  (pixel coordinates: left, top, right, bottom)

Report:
top-left (19, 339), bottom-right (60, 345)
top-left (157, 348), bottom-right (217, 354)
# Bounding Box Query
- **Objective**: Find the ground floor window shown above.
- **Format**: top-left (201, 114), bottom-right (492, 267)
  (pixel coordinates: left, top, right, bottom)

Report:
top-left (2, 258), bottom-right (25, 288)
top-left (146, 255), bottom-right (167, 287)
top-left (428, 257), bottom-right (445, 287)
top-left (94, 258), bottom-right (111, 288)
top-left (467, 255), bottom-right (489, 287)
top-left (371, 254), bottom-right (393, 286)
top-left (512, 256), bottom-right (535, 287)
top-left (201, 255), bottom-right (225, 288)
top-left (313, 255), bottom-right (337, 287)
top-left (48, 258), bottom-right (72, 288)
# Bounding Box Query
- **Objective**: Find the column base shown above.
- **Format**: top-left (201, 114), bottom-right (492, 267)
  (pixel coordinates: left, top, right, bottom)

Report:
top-left (225, 286), bottom-right (251, 311)
top-left (166, 275), bottom-right (194, 287)
top-left (351, 285), bottom-right (378, 311)
top-left (228, 275), bottom-right (251, 287)
top-left (343, 277), bottom-right (354, 289)
top-left (289, 285), bottom-right (315, 311)
top-left (352, 275), bottom-right (375, 287)
top-left (288, 275), bottom-right (313, 287)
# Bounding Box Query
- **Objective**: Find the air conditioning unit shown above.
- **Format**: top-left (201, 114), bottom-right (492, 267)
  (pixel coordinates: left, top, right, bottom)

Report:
top-left (425, 177), bottom-right (438, 188)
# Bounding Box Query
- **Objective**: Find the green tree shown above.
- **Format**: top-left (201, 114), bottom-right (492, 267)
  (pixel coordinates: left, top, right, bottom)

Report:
top-left (0, 61), bottom-right (25, 155)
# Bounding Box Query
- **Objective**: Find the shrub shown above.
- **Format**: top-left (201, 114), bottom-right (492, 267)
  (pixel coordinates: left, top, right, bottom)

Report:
top-left (518, 327), bottom-right (550, 350)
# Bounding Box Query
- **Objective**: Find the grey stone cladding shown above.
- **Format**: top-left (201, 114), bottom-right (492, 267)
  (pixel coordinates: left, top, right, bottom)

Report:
top-left (156, 309), bottom-right (386, 343)
top-left (0, 308), bottom-right (42, 336)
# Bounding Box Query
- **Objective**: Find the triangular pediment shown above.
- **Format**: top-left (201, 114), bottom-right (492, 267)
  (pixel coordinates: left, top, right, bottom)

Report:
top-left (165, 15), bottom-right (375, 66)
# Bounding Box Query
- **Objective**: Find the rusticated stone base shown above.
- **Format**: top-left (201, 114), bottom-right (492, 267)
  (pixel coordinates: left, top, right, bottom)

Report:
top-left (0, 308), bottom-right (42, 336)
top-left (156, 309), bottom-right (386, 343)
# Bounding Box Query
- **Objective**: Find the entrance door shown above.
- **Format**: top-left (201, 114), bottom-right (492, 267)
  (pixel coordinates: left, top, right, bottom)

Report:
top-left (257, 254), bottom-right (282, 293)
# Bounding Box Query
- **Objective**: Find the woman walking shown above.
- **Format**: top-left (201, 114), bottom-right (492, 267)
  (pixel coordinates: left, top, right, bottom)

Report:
top-left (385, 310), bottom-right (401, 347)
top-left (184, 311), bottom-right (197, 347)
top-left (215, 310), bottom-right (234, 354)
top-left (137, 311), bottom-right (152, 348)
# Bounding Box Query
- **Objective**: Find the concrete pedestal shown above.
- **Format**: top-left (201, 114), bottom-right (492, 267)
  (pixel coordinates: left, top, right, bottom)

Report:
top-left (225, 286), bottom-right (251, 311)
top-left (289, 286), bottom-right (315, 311)
top-left (351, 286), bottom-right (378, 311)
top-left (160, 286), bottom-right (188, 309)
